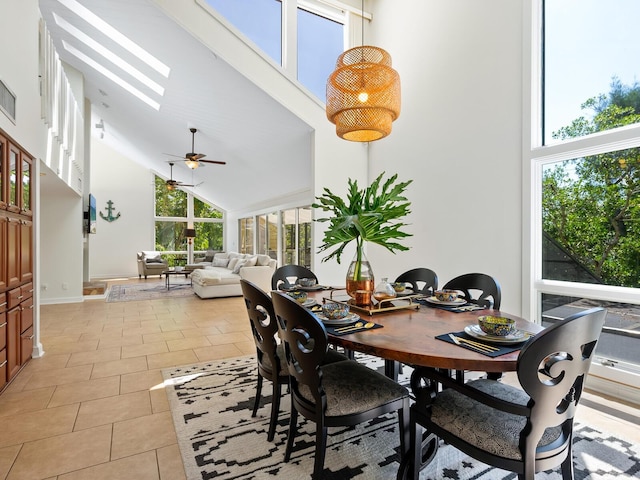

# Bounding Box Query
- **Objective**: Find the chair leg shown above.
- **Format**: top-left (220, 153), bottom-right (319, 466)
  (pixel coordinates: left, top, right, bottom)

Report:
top-left (252, 373), bottom-right (263, 417)
top-left (411, 419), bottom-right (423, 480)
top-left (398, 402), bottom-right (410, 455)
top-left (313, 422), bottom-right (328, 479)
top-left (560, 438), bottom-right (575, 480)
top-left (267, 380), bottom-right (282, 442)
top-left (284, 406), bottom-right (298, 462)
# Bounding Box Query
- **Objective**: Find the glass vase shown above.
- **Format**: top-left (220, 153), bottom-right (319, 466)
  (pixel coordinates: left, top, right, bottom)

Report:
top-left (345, 250), bottom-right (374, 306)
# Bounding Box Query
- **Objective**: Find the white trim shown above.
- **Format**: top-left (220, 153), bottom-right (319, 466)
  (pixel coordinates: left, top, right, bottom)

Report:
top-left (588, 363), bottom-right (640, 405)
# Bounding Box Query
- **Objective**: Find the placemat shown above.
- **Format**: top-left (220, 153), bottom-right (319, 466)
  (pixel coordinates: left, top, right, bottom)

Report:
top-left (436, 331), bottom-right (525, 357)
top-left (326, 322), bottom-right (384, 336)
top-left (417, 299), bottom-right (486, 313)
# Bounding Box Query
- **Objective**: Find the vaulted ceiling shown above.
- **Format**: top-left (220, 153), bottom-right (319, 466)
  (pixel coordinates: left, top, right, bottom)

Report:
top-left (38, 0), bottom-right (315, 213)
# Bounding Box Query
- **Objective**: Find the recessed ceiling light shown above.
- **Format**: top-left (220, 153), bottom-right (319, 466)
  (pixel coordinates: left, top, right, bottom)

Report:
top-left (54, 0), bottom-right (170, 77)
top-left (63, 40), bottom-right (160, 111)
top-left (53, 12), bottom-right (165, 96)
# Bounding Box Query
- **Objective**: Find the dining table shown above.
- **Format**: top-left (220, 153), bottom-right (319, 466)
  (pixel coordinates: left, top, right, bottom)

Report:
top-left (303, 287), bottom-right (543, 477)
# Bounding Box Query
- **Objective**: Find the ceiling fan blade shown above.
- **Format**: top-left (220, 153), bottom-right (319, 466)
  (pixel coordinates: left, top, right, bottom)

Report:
top-left (199, 159), bottom-right (227, 165)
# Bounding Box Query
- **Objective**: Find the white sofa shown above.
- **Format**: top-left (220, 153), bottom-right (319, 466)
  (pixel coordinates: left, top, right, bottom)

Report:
top-left (190, 252), bottom-right (276, 299)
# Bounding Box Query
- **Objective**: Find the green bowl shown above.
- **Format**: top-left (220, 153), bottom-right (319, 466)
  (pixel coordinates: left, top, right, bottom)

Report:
top-left (287, 290), bottom-right (308, 304)
top-left (477, 315), bottom-right (516, 336)
top-left (321, 302), bottom-right (350, 319)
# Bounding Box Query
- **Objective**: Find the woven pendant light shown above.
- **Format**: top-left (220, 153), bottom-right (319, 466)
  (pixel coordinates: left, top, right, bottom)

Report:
top-left (326, 45), bottom-right (400, 141)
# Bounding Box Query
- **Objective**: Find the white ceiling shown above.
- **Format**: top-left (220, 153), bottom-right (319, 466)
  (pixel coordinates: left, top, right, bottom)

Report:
top-left (38, 0), bottom-right (314, 213)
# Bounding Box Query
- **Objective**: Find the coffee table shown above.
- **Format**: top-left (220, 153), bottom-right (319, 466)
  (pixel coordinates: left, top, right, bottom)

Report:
top-left (162, 269), bottom-right (192, 290)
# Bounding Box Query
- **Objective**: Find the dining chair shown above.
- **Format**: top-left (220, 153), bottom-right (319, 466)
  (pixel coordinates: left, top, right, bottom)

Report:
top-left (394, 268), bottom-right (438, 296)
top-left (240, 279), bottom-right (347, 441)
top-left (403, 306), bottom-right (606, 480)
top-left (271, 291), bottom-right (410, 479)
top-left (271, 264), bottom-right (318, 290)
top-left (442, 272), bottom-right (502, 309)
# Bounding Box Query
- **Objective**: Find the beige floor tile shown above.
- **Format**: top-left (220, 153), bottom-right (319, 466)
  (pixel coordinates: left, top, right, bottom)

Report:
top-left (121, 341), bottom-right (169, 358)
top-left (146, 350), bottom-right (199, 370)
top-left (180, 326), bottom-right (223, 337)
top-left (0, 386), bottom-right (55, 418)
top-left (120, 369), bottom-right (165, 394)
top-left (22, 365), bottom-right (93, 391)
top-left (0, 445), bottom-right (21, 479)
top-left (150, 387), bottom-right (170, 413)
top-left (97, 334), bottom-right (143, 348)
top-left (48, 376), bottom-right (121, 408)
top-left (120, 325), bottom-right (162, 336)
top-left (6, 425), bottom-right (112, 480)
top-left (0, 404), bottom-right (79, 448)
top-left (75, 390), bottom-right (152, 430)
top-left (166, 336), bottom-right (211, 352)
top-left (157, 444), bottom-right (186, 480)
top-left (44, 340), bottom-right (99, 355)
top-left (212, 322), bottom-right (251, 334)
top-left (21, 353), bottom-right (71, 372)
top-left (42, 334), bottom-right (82, 345)
top-left (159, 321), bottom-right (197, 332)
top-left (205, 332), bottom-right (250, 346)
top-left (142, 330), bottom-right (184, 343)
top-left (67, 346), bottom-right (122, 367)
top-left (57, 451), bottom-right (160, 480)
top-left (111, 412), bottom-right (177, 460)
top-left (90, 356), bottom-right (148, 379)
top-left (193, 343), bottom-right (244, 362)
top-left (236, 340), bottom-right (257, 356)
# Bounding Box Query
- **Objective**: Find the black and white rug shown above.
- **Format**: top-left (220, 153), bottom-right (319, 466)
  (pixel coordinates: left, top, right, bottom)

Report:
top-left (106, 282), bottom-right (194, 302)
top-left (162, 355), bottom-right (640, 480)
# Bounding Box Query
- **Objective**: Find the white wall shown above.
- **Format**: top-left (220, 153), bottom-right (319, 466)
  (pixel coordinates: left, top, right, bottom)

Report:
top-left (364, 0), bottom-right (524, 315)
top-left (89, 139), bottom-right (156, 278)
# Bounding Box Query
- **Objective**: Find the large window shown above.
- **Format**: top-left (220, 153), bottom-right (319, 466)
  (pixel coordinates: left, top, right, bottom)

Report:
top-left (239, 217), bottom-right (254, 254)
top-left (154, 176), bottom-right (224, 262)
top-left (530, 0), bottom-right (640, 389)
top-left (257, 212), bottom-right (278, 258)
top-left (205, 0), bottom-right (345, 100)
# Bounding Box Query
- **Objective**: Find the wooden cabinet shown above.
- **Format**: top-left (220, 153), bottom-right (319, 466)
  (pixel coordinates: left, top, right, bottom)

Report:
top-left (0, 128), bottom-right (35, 391)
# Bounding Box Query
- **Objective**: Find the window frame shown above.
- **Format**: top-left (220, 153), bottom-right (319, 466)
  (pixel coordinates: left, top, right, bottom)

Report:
top-left (525, 0), bottom-right (640, 395)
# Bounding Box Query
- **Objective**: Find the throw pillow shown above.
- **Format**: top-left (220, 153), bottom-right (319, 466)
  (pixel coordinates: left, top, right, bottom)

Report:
top-left (142, 251), bottom-right (163, 263)
top-left (227, 258), bottom-right (240, 271)
top-left (243, 256), bottom-right (258, 268)
top-left (213, 257), bottom-right (229, 268)
top-left (256, 254), bottom-right (271, 266)
top-left (204, 250), bottom-right (215, 262)
top-left (232, 259), bottom-right (247, 274)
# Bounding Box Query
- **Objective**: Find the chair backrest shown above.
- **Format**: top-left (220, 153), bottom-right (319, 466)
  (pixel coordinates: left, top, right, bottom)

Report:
top-left (271, 265), bottom-right (318, 290)
top-left (516, 307), bottom-right (606, 451)
top-left (271, 291), bottom-right (328, 403)
top-left (394, 268), bottom-right (438, 296)
top-left (240, 279), bottom-right (280, 375)
top-left (442, 272), bottom-right (501, 309)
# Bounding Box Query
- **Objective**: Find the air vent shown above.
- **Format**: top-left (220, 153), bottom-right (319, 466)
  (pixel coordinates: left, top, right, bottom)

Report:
top-left (0, 79), bottom-right (16, 122)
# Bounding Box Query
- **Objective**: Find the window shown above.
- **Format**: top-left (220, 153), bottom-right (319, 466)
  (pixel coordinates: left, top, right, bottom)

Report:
top-left (529, 1), bottom-right (640, 387)
top-left (154, 176), bottom-right (224, 263)
top-left (205, 0), bottom-right (345, 101)
top-left (239, 217), bottom-right (254, 254)
top-left (257, 212), bottom-right (278, 258)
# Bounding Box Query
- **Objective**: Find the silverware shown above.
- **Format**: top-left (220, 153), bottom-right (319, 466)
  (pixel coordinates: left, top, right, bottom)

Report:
top-left (448, 334), bottom-right (499, 353)
top-left (334, 321), bottom-right (363, 332)
top-left (336, 322), bottom-right (375, 333)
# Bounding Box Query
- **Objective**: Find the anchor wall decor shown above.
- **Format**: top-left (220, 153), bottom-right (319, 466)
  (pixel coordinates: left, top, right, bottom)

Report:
top-left (99, 200), bottom-right (121, 222)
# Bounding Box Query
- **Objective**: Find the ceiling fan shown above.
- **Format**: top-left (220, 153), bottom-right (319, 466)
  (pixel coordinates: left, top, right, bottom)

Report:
top-left (165, 128), bottom-right (227, 169)
top-left (165, 162), bottom-right (197, 190)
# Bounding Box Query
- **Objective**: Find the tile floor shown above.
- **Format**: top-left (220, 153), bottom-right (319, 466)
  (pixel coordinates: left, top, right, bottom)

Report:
top-left (0, 277), bottom-right (638, 479)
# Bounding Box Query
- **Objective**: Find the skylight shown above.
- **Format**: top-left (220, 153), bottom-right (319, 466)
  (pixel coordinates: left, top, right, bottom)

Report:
top-left (54, 0), bottom-right (171, 78)
top-left (52, 12), bottom-right (165, 96)
top-left (62, 41), bottom-right (161, 111)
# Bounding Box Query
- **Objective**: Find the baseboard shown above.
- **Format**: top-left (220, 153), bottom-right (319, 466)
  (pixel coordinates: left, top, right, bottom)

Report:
top-left (40, 295), bottom-right (85, 305)
top-left (587, 366), bottom-right (640, 406)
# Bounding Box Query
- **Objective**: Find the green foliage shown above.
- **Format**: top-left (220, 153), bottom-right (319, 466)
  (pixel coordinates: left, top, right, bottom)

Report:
top-left (312, 172), bottom-right (413, 265)
top-left (544, 78), bottom-right (640, 288)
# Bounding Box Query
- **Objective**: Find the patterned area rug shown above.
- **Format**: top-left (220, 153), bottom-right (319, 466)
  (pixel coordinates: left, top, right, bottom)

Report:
top-left (162, 355), bottom-right (640, 480)
top-left (106, 282), bottom-right (195, 302)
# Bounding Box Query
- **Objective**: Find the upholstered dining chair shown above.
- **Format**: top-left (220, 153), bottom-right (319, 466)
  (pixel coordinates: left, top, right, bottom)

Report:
top-left (271, 264), bottom-right (318, 291)
top-left (403, 307), bottom-right (606, 480)
top-left (240, 279), bottom-right (347, 441)
top-left (442, 272), bottom-right (502, 309)
top-left (271, 291), bottom-right (410, 479)
top-left (394, 267), bottom-right (438, 296)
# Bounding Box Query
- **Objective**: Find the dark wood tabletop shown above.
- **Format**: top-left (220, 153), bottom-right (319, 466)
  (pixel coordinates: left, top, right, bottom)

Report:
top-left (307, 290), bottom-right (542, 373)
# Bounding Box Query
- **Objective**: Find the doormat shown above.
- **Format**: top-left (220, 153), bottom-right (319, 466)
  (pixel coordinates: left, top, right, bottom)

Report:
top-left (106, 283), bottom-right (195, 303)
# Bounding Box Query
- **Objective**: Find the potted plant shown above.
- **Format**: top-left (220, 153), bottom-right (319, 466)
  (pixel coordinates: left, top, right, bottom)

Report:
top-left (313, 172), bottom-right (413, 305)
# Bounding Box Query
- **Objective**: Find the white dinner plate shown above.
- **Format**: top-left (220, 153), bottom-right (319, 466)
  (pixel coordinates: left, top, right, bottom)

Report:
top-left (301, 298), bottom-right (316, 307)
top-left (425, 296), bottom-right (466, 306)
top-left (316, 312), bottom-right (360, 326)
top-left (464, 324), bottom-right (529, 344)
